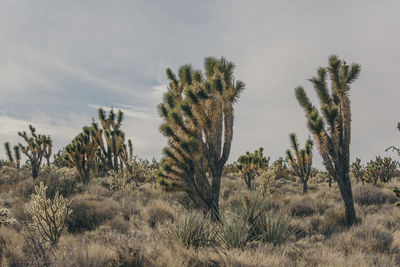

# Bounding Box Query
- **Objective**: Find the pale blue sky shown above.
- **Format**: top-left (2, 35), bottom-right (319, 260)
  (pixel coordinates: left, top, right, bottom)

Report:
top-left (0, 0), bottom-right (399, 167)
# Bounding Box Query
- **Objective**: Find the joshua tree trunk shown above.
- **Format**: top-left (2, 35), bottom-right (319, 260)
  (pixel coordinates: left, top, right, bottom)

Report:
top-left (32, 164), bottom-right (39, 179)
top-left (336, 172), bottom-right (357, 226)
top-left (303, 179), bottom-right (308, 194)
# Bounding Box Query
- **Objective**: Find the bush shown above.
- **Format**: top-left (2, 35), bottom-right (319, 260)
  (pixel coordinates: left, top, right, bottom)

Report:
top-left (167, 211), bottom-right (215, 249)
top-left (353, 185), bottom-right (396, 206)
top-left (66, 195), bottom-right (118, 233)
top-left (0, 166), bottom-right (20, 187)
top-left (258, 211), bottom-right (301, 246)
top-left (288, 197), bottom-right (318, 217)
top-left (217, 215), bottom-right (251, 249)
top-left (145, 203), bottom-right (174, 228)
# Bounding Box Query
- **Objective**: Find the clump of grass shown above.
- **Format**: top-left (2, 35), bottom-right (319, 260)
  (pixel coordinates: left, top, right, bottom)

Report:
top-left (167, 211), bottom-right (215, 249)
top-left (353, 185), bottom-right (396, 206)
top-left (217, 215), bottom-right (252, 249)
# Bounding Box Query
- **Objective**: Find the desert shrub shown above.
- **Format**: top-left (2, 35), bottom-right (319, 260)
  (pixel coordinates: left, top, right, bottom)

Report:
top-left (25, 182), bottom-right (72, 245)
top-left (258, 211), bottom-right (301, 246)
top-left (106, 215), bottom-right (130, 234)
top-left (256, 170), bottom-right (276, 195)
top-left (145, 202), bottom-right (174, 228)
top-left (217, 215), bottom-right (251, 249)
top-left (319, 208), bottom-right (348, 236)
top-left (0, 208), bottom-right (16, 228)
top-left (353, 185), bottom-right (396, 206)
top-left (0, 166), bottom-right (20, 187)
top-left (288, 197), bottom-right (318, 217)
top-left (167, 211), bottom-right (216, 249)
top-left (0, 228), bottom-right (26, 266)
top-left (66, 195), bottom-right (118, 233)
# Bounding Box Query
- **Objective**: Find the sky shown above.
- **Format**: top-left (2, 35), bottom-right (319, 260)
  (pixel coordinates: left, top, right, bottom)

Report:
top-left (0, 0), bottom-right (399, 168)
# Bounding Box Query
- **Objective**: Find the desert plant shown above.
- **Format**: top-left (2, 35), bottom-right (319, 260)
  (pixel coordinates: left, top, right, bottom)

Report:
top-left (217, 215), bottom-right (251, 249)
top-left (257, 169), bottom-right (276, 195)
top-left (167, 211), bottom-right (215, 248)
top-left (258, 211), bottom-right (301, 246)
top-left (18, 125), bottom-right (49, 178)
top-left (42, 135), bottom-right (53, 167)
top-left (157, 57), bottom-right (244, 219)
top-left (272, 157), bottom-right (289, 178)
top-left (237, 147), bottom-right (269, 190)
top-left (351, 158), bottom-right (365, 184)
top-left (90, 108), bottom-right (131, 174)
top-left (25, 182), bottom-right (72, 245)
top-left (295, 55), bottom-right (360, 226)
top-left (64, 126), bottom-right (98, 184)
top-left (0, 208), bottom-right (16, 227)
top-left (365, 157), bottom-right (399, 185)
top-left (4, 142), bottom-right (21, 169)
top-left (286, 133), bottom-right (313, 193)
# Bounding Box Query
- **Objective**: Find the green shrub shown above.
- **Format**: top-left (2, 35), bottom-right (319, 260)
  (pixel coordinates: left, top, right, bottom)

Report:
top-left (66, 195), bottom-right (118, 233)
top-left (167, 211), bottom-right (215, 249)
top-left (258, 211), bottom-right (301, 246)
top-left (217, 215), bottom-right (251, 249)
top-left (353, 185), bottom-right (396, 206)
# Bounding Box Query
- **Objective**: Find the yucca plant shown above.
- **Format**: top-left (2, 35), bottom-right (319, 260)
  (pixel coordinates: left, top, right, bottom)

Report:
top-left (90, 108), bottom-right (130, 174)
top-left (217, 215), bottom-right (252, 249)
top-left (167, 211), bottom-right (216, 249)
top-left (295, 55), bottom-right (360, 226)
top-left (237, 147), bottom-right (269, 190)
top-left (351, 158), bottom-right (365, 184)
top-left (157, 57), bottom-right (244, 220)
top-left (4, 142), bottom-right (21, 169)
top-left (258, 210), bottom-right (301, 246)
top-left (64, 126), bottom-right (98, 184)
top-left (286, 133), bottom-right (313, 193)
top-left (18, 125), bottom-right (48, 178)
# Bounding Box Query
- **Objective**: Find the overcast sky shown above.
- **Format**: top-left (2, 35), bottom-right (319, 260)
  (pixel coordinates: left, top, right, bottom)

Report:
top-left (0, 0), bottom-right (399, 167)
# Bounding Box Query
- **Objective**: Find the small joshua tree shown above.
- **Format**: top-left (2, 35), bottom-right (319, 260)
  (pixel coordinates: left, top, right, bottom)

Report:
top-left (25, 182), bottom-right (72, 245)
top-left (286, 133), bottom-right (313, 194)
top-left (18, 125), bottom-right (49, 178)
top-left (365, 156), bottom-right (398, 185)
top-left (4, 142), bottom-right (21, 169)
top-left (351, 158), bottom-right (365, 184)
top-left (295, 55), bottom-right (360, 226)
top-left (64, 127), bottom-right (98, 184)
top-left (42, 136), bottom-right (53, 167)
top-left (157, 57), bottom-right (244, 219)
top-left (237, 147), bottom-right (269, 190)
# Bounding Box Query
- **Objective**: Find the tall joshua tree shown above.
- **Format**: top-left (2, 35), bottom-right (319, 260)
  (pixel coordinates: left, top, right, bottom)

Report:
top-left (237, 147), bottom-right (269, 190)
top-left (157, 57), bottom-right (244, 219)
top-left (295, 55), bottom-right (360, 226)
top-left (286, 133), bottom-right (313, 194)
top-left (90, 108), bottom-right (126, 173)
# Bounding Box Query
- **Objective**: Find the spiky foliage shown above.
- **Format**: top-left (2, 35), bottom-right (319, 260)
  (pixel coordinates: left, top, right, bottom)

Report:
top-left (393, 187), bottom-right (400, 206)
top-left (25, 182), bottom-right (72, 245)
top-left (157, 57), bottom-right (244, 219)
top-left (365, 156), bottom-right (399, 185)
top-left (295, 55), bottom-right (361, 226)
top-left (4, 142), bottom-right (21, 169)
top-left (272, 157), bottom-right (289, 178)
top-left (351, 158), bottom-right (365, 184)
top-left (90, 108), bottom-right (128, 173)
top-left (286, 133), bottom-right (313, 194)
top-left (64, 127), bottom-right (98, 184)
top-left (18, 125), bottom-right (48, 178)
top-left (237, 147), bottom-right (269, 190)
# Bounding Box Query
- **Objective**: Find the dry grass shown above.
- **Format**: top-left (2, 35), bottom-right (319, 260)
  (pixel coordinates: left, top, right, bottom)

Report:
top-left (0, 168), bottom-right (400, 266)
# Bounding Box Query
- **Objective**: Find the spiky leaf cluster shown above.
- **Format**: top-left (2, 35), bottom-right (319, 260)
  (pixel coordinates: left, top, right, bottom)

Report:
top-left (4, 142), bottom-right (21, 169)
top-left (237, 147), bottom-right (269, 189)
top-left (25, 182), bottom-right (72, 245)
top-left (286, 133), bottom-right (313, 193)
top-left (365, 156), bottom-right (399, 185)
top-left (157, 57), bottom-right (244, 216)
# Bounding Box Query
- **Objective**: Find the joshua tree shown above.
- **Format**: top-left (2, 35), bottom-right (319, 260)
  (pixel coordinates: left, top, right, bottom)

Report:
top-left (64, 127), bottom-right (98, 184)
top-left (237, 147), bottom-right (269, 190)
top-left (295, 55), bottom-right (360, 226)
top-left (157, 57), bottom-right (244, 219)
top-left (90, 108), bottom-right (126, 173)
top-left (18, 125), bottom-right (47, 178)
top-left (42, 136), bottom-right (53, 167)
top-left (365, 156), bottom-right (398, 185)
top-left (4, 142), bottom-right (21, 169)
top-left (286, 133), bottom-right (313, 194)
top-left (351, 158), bottom-right (365, 184)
